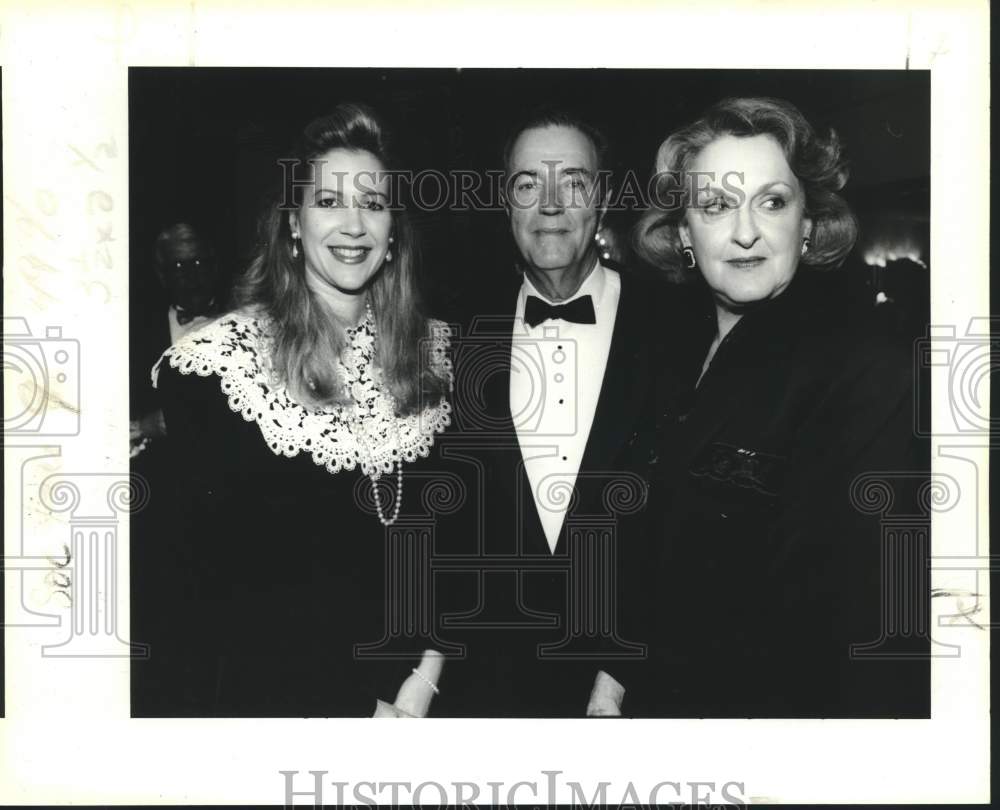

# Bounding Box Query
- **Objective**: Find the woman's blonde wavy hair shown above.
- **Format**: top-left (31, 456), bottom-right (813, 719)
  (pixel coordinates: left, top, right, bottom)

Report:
top-left (232, 103), bottom-right (448, 414)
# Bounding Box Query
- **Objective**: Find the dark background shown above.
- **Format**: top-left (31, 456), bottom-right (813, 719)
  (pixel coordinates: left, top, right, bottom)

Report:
top-left (121, 68), bottom-right (932, 720)
top-left (129, 67), bottom-right (930, 333)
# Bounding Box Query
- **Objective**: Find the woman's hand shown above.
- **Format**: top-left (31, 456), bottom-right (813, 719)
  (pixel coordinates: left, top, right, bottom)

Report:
top-left (372, 649), bottom-right (444, 718)
top-left (586, 670), bottom-right (625, 717)
top-left (372, 699), bottom-right (415, 718)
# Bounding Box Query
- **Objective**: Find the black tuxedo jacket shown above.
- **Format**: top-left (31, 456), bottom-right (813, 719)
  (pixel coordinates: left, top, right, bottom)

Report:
top-left (433, 267), bottom-right (668, 717)
top-left (130, 301), bottom-right (173, 419)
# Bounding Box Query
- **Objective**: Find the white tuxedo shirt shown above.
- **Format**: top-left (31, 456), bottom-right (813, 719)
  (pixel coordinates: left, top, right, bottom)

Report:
top-left (510, 262), bottom-right (621, 552)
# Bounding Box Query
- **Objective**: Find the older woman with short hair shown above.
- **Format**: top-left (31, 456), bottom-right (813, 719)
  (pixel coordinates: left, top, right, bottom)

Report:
top-left (635, 97), bottom-right (929, 717)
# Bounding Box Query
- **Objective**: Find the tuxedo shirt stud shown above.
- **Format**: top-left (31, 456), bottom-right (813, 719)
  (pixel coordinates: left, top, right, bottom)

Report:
top-left (511, 262), bottom-right (620, 552)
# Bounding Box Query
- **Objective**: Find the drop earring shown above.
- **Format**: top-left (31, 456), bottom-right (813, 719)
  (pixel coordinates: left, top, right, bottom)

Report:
top-left (682, 246), bottom-right (697, 269)
top-left (595, 232), bottom-right (610, 262)
top-left (291, 231), bottom-right (300, 259)
top-left (385, 234), bottom-right (394, 263)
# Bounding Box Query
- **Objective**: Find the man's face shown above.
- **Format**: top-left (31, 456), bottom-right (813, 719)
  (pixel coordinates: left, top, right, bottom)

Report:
top-left (159, 240), bottom-right (218, 313)
top-left (506, 125), bottom-right (604, 280)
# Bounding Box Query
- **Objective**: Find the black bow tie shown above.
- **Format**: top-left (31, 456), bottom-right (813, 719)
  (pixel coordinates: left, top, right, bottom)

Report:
top-left (174, 306), bottom-right (196, 326)
top-left (524, 294), bottom-right (596, 328)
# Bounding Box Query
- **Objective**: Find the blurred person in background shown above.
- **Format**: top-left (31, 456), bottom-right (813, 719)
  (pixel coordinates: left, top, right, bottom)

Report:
top-left (130, 222), bottom-right (222, 458)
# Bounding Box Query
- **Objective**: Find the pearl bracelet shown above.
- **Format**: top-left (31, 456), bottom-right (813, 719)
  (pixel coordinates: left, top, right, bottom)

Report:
top-left (411, 667), bottom-right (440, 695)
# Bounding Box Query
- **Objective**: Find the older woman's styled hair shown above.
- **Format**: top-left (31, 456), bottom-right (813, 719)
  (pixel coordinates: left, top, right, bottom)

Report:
top-left (232, 103), bottom-right (447, 414)
top-left (635, 96), bottom-right (858, 282)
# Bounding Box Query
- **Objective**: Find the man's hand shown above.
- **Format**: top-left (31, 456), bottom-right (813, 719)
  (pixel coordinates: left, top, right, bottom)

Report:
top-left (130, 409), bottom-right (167, 457)
top-left (586, 670), bottom-right (625, 717)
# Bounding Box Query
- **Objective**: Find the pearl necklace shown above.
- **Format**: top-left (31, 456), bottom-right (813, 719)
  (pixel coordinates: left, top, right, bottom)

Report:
top-left (347, 300), bottom-right (403, 526)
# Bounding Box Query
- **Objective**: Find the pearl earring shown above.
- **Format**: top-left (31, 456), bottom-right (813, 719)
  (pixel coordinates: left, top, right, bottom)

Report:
top-left (386, 234), bottom-right (394, 263)
top-left (595, 232), bottom-right (610, 261)
top-left (291, 231), bottom-right (300, 259)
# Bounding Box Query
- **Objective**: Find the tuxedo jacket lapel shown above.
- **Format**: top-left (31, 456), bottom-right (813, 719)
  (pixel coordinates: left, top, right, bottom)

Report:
top-left (466, 281), bottom-right (551, 556)
top-left (542, 272), bottom-right (657, 557)
top-left (471, 272), bottom-right (659, 558)
top-left (576, 272), bottom-right (651, 480)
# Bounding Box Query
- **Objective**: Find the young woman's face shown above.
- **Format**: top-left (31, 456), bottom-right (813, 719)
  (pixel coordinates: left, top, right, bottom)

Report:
top-left (290, 148), bottom-right (392, 302)
top-left (680, 134), bottom-right (811, 311)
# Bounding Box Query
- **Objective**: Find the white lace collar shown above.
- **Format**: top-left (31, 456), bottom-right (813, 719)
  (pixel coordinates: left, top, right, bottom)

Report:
top-left (152, 310), bottom-right (452, 478)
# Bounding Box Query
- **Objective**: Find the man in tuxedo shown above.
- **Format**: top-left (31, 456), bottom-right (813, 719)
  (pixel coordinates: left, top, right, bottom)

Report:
top-left (130, 221), bottom-right (225, 715)
top-left (439, 111), bottom-right (665, 717)
top-left (130, 222), bottom-right (221, 458)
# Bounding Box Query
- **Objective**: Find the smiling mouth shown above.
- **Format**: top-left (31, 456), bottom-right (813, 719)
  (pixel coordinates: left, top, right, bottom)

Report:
top-left (327, 246), bottom-right (371, 264)
top-left (726, 257), bottom-right (766, 269)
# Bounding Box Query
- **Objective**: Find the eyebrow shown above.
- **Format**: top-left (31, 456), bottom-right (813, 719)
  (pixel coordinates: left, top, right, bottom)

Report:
top-left (512, 167), bottom-right (595, 179)
top-left (753, 180), bottom-right (795, 194)
top-left (696, 179), bottom-right (796, 197)
top-left (313, 187), bottom-right (390, 201)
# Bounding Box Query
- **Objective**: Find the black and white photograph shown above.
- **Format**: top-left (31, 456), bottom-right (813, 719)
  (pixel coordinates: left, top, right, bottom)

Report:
top-left (0, 2), bottom-right (990, 806)
top-left (129, 67), bottom-right (932, 720)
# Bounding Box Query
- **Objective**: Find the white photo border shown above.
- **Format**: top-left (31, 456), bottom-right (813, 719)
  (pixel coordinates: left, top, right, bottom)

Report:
top-left (1, 1), bottom-right (990, 805)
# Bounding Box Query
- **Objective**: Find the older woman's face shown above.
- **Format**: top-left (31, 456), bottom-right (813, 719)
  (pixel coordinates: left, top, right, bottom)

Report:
top-left (680, 134), bottom-right (811, 311)
top-left (290, 148), bottom-right (392, 301)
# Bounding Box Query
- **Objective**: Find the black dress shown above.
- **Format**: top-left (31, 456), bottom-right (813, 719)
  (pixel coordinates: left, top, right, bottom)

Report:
top-left (643, 273), bottom-right (930, 718)
top-left (131, 310), bottom-right (453, 717)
